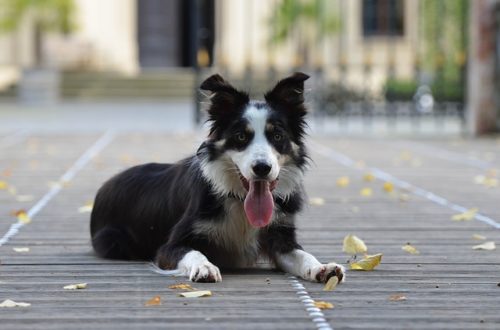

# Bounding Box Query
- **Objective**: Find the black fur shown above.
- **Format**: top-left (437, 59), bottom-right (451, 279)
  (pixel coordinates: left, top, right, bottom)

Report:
top-left (90, 73), bottom-right (310, 274)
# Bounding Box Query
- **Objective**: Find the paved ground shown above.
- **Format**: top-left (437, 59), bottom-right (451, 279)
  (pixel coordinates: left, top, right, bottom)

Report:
top-left (0, 103), bottom-right (499, 329)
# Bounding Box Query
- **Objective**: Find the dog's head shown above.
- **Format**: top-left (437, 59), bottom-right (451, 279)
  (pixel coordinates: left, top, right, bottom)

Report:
top-left (197, 73), bottom-right (309, 228)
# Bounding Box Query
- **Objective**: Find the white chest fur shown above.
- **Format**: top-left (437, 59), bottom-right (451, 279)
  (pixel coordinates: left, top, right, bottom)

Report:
top-left (193, 199), bottom-right (261, 266)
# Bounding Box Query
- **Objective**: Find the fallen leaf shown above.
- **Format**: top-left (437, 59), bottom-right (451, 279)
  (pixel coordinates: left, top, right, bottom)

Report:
top-left (399, 193), bottom-right (410, 202)
top-left (400, 151), bottom-right (412, 161)
top-left (14, 210), bottom-right (31, 224)
top-left (63, 283), bottom-right (88, 290)
top-left (145, 295), bottom-right (161, 306)
top-left (350, 253), bottom-right (383, 271)
top-left (7, 186), bottom-right (16, 195)
top-left (383, 182), bottom-right (394, 193)
top-left (168, 283), bottom-right (194, 291)
top-left (16, 195), bottom-right (34, 202)
top-left (472, 234), bottom-right (487, 241)
top-left (323, 276), bottom-right (339, 291)
top-left (472, 241), bottom-right (496, 251)
top-left (78, 201), bottom-right (94, 213)
top-left (314, 301), bottom-right (334, 309)
top-left (484, 178), bottom-right (498, 188)
top-left (389, 294), bottom-right (407, 301)
top-left (0, 180), bottom-right (8, 189)
top-left (451, 208), bottom-right (478, 221)
top-left (473, 175), bottom-right (486, 184)
top-left (0, 299), bottom-right (31, 308)
top-left (309, 197), bottom-right (325, 206)
top-left (179, 290), bottom-right (212, 298)
top-left (336, 176), bottom-right (350, 188)
top-left (363, 173), bottom-right (375, 182)
top-left (360, 187), bottom-right (373, 197)
top-left (13, 247), bottom-right (30, 253)
top-left (402, 243), bottom-right (419, 255)
top-left (343, 234), bottom-right (368, 255)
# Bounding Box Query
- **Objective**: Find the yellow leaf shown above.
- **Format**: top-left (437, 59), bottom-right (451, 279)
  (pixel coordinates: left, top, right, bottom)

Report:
top-left (144, 295), bottom-right (161, 306)
top-left (16, 211), bottom-right (31, 224)
top-left (0, 180), bottom-right (7, 189)
top-left (313, 301), bottom-right (334, 309)
top-left (309, 197), bottom-right (325, 206)
top-left (389, 294), bottom-right (407, 301)
top-left (336, 176), bottom-right (350, 188)
top-left (343, 234), bottom-right (368, 255)
top-left (13, 247), bottom-right (30, 253)
top-left (451, 208), bottom-right (478, 221)
top-left (168, 283), bottom-right (194, 291)
top-left (63, 283), bottom-right (88, 290)
top-left (350, 253), bottom-right (383, 271)
top-left (472, 241), bottom-right (496, 251)
top-left (360, 187), bottom-right (372, 197)
top-left (383, 182), bottom-right (394, 193)
top-left (78, 201), bottom-right (94, 213)
top-left (472, 234), bottom-right (486, 241)
top-left (0, 299), bottom-right (31, 308)
top-left (363, 173), bottom-right (375, 182)
top-left (179, 290), bottom-right (212, 298)
top-left (484, 178), bottom-right (498, 188)
top-left (402, 244), bottom-right (419, 255)
top-left (323, 276), bottom-right (339, 291)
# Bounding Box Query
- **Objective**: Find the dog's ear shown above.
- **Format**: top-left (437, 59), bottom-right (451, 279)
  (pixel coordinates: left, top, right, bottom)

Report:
top-left (264, 72), bottom-right (309, 107)
top-left (200, 74), bottom-right (249, 110)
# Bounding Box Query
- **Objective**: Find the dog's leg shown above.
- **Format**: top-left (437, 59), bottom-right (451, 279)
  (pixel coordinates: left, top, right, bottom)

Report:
top-left (275, 249), bottom-right (345, 283)
top-left (156, 246), bottom-right (222, 283)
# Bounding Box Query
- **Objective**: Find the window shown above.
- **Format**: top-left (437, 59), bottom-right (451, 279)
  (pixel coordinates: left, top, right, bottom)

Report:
top-left (362, 0), bottom-right (405, 37)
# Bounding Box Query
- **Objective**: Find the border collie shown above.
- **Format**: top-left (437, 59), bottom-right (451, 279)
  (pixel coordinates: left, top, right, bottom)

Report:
top-left (90, 72), bottom-right (345, 283)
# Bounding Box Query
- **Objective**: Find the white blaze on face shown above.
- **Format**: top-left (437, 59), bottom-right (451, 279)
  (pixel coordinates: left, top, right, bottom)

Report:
top-left (228, 105), bottom-right (280, 181)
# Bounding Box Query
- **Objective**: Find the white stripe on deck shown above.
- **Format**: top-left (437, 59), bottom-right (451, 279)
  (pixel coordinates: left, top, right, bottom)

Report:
top-left (0, 131), bottom-right (115, 247)
top-left (310, 140), bottom-right (500, 229)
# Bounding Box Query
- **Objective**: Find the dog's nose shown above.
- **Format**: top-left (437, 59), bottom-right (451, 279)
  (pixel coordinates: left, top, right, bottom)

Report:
top-left (252, 162), bottom-right (272, 178)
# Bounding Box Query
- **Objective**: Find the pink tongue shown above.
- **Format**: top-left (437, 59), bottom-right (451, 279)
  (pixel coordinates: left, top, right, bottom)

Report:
top-left (244, 180), bottom-right (274, 228)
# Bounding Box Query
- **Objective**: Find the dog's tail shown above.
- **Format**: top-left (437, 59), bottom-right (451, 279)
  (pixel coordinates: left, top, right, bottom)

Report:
top-left (91, 226), bottom-right (137, 260)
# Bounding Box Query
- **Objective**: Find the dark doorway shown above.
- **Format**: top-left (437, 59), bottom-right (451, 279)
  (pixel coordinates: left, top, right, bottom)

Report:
top-left (137, 0), bottom-right (214, 69)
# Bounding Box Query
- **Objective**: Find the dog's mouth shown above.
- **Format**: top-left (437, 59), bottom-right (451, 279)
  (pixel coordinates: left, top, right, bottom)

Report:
top-left (238, 172), bottom-right (278, 228)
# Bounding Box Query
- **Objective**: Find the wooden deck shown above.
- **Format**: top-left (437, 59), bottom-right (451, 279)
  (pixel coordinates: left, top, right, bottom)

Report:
top-left (1, 131), bottom-right (499, 329)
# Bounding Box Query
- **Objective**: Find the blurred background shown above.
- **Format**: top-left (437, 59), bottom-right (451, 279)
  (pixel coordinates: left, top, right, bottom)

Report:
top-left (0, 0), bottom-right (499, 136)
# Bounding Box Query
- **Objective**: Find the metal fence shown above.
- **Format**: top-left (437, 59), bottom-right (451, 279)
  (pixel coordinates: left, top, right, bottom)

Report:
top-left (196, 0), bottom-right (469, 134)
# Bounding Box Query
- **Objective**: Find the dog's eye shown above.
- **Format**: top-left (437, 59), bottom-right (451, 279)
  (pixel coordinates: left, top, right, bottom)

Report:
top-left (236, 132), bottom-right (247, 142)
top-left (273, 133), bottom-right (282, 141)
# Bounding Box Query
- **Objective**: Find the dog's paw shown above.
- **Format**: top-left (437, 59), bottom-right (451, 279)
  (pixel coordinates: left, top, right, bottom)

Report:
top-left (312, 262), bottom-right (346, 283)
top-left (188, 261), bottom-right (222, 283)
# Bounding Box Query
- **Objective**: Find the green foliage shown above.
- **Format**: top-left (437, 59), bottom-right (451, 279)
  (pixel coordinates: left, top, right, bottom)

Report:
top-left (0, 0), bottom-right (76, 34)
top-left (385, 78), bottom-right (464, 102)
top-left (270, 0), bottom-right (339, 43)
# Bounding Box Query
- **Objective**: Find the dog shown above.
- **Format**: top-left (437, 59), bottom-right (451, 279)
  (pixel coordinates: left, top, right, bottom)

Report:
top-left (90, 72), bottom-right (345, 284)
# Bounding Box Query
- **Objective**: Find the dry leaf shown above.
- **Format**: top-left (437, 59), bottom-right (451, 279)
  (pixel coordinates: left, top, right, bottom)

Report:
top-left (350, 253), bottom-right (383, 271)
top-left (13, 247), bottom-right (30, 253)
top-left (472, 234), bottom-right (486, 241)
top-left (472, 241), bottom-right (496, 251)
top-left (168, 283), bottom-right (194, 291)
top-left (14, 210), bottom-right (31, 224)
top-left (63, 283), bottom-right (88, 290)
top-left (484, 178), bottom-right (498, 188)
top-left (323, 276), bottom-right (339, 291)
top-left (383, 182), bottom-right (394, 193)
top-left (145, 295), bottom-right (161, 306)
top-left (0, 180), bottom-right (8, 189)
top-left (363, 173), bottom-right (375, 182)
top-left (389, 294), bottom-right (407, 301)
top-left (78, 201), bottom-right (94, 213)
top-left (360, 187), bottom-right (373, 197)
top-left (314, 301), bottom-right (334, 309)
top-left (336, 176), bottom-right (350, 188)
top-left (343, 234), bottom-right (368, 255)
top-left (179, 290), bottom-right (212, 298)
top-left (402, 244), bottom-right (420, 255)
top-left (309, 197), bottom-right (325, 206)
top-left (0, 299), bottom-right (31, 308)
top-left (451, 208), bottom-right (478, 221)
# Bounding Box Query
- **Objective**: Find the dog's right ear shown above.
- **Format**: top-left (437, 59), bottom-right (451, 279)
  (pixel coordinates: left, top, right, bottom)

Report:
top-left (200, 74), bottom-right (249, 109)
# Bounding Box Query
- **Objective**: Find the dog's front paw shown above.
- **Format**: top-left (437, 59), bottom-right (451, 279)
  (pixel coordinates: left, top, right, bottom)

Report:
top-left (312, 263), bottom-right (346, 283)
top-left (188, 261), bottom-right (222, 283)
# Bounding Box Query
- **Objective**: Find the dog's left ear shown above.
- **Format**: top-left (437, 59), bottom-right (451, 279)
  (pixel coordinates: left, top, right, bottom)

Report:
top-left (200, 74), bottom-right (249, 109)
top-left (264, 72), bottom-right (309, 107)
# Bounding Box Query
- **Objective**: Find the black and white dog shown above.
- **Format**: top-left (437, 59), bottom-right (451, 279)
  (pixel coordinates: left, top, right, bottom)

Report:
top-left (90, 72), bottom-right (345, 283)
